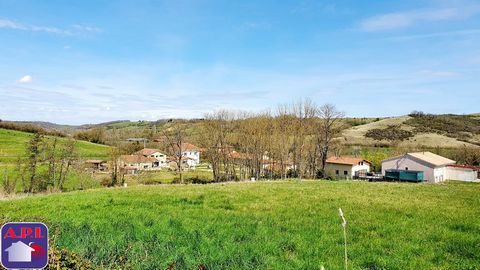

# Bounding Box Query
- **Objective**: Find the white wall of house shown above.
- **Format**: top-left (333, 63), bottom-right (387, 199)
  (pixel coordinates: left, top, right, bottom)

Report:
top-left (445, 167), bottom-right (478, 181)
top-left (381, 156), bottom-right (446, 182)
top-left (124, 162), bottom-right (153, 170)
top-left (182, 150), bottom-right (200, 167)
top-left (326, 162), bottom-right (370, 179)
top-left (148, 152), bottom-right (167, 167)
top-left (352, 163), bottom-right (371, 174)
top-left (325, 164), bottom-right (352, 179)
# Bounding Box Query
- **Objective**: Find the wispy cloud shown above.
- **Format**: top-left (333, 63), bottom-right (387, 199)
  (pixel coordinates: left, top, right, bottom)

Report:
top-left (386, 28), bottom-right (480, 41)
top-left (358, 4), bottom-right (480, 31)
top-left (18, 75), bottom-right (33, 83)
top-left (419, 69), bottom-right (461, 78)
top-left (0, 18), bottom-right (102, 35)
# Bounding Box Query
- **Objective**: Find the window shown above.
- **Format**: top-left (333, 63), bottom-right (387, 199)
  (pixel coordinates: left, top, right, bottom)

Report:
top-left (360, 161), bottom-right (363, 165)
top-left (344, 171), bottom-right (348, 175)
top-left (405, 167), bottom-right (408, 171)
top-left (335, 170), bottom-right (339, 175)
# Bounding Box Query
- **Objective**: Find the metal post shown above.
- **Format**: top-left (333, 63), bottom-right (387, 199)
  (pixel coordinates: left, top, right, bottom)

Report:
top-left (338, 208), bottom-right (348, 270)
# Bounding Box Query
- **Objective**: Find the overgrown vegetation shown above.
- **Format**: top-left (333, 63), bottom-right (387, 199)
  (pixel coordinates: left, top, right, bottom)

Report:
top-left (407, 112), bottom-right (480, 140)
top-left (0, 181), bottom-right (478, 269)
top-left (365, 125), bottom-right (414, 141)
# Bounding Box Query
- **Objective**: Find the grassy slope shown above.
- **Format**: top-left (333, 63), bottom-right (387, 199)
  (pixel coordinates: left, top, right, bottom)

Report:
top-left (0, 181), bottom-right (478, 269)
top-left (342, 116), bottom-right (479, 148)
top-left (0, 128), bottom-right (111, 163)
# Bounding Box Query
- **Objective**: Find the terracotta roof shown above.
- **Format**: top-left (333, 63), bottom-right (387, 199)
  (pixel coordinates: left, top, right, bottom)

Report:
top-left (85, 160), bottom-right (105, 164)
top-left (181, 143), bottom-right (200, 151)
top-left (135, 148), bottom-right (163, 156)
top-left (228, 150), bottom-right (252, 160)
top-left (120, 155), bottom-right (157, 164)
top-left (326, 156), bottom-right (370, 166)
top-left (407, 152), bottom-right (455, 167)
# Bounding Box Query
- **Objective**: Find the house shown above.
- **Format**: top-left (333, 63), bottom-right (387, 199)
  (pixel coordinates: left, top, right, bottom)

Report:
top-left (180, 143), bottom-right (201, 167)
top-left (119, 155), bottom-right (157, 171)
top-left (4, 241), bottom-right (35, 262)
top-left (135, 148), bottom-right (167, 167)
top-left (167, 156), bottom-right (195, 170)
top-left (445, 164), bottom-right (480, 182)
top-left (84, 160), bottom-right (107, 171)
top-left (381, 152), bottom-right (455, 183)
top-left (325, 156), bottom-right (371, 179)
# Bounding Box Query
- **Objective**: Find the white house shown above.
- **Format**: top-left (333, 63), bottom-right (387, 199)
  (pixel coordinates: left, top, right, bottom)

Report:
top-left (325, 156), bottom-right (371, 179)
top-left (135, 148), bottom-right (167, 167)
top-left (381, 152), bottom-right (456, 183)
top-left (180, 143), bottom-right (201, 167)
top-left (4, 241), bottom-right (35, 262)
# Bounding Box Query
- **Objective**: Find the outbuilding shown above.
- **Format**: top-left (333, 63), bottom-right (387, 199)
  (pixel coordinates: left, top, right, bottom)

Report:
top-left (381, 152), bottom-right (455, 183)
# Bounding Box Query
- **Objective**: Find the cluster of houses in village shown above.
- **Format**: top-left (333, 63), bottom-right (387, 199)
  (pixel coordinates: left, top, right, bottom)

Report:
top-left (85, 143), bottom-right (201, 174)
top-left (86, 143), bottom-right (480, 182)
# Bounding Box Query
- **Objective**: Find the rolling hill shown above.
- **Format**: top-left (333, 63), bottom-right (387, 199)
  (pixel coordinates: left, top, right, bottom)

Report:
top-left (342, 114), bottom-right (480, 148)
top-left (0, 128), bottom-right (111, 163)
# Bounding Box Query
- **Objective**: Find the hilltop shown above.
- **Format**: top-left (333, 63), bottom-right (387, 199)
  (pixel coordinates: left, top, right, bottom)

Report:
top-left (342, 113), bottom-right (480, 148)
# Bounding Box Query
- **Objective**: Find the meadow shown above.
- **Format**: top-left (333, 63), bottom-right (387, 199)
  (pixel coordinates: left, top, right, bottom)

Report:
top-left (0, 128), bottom-right (111, 163)
top-left (0, 181), bottom-right (478, 269)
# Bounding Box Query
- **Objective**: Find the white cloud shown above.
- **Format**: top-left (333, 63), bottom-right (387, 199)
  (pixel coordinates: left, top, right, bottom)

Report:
top-left (359, 4), bottom-right (480, 31)
top-left (0, 18), bottom-right (102, 35)
top-left (18, 75), bottom-right (33, 83)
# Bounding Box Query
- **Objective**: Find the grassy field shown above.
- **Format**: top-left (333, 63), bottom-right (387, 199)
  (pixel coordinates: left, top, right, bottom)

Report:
top-left (0, 128), bottom-right (111, 163)
top-left (0, 181), bottom-right (478, 269)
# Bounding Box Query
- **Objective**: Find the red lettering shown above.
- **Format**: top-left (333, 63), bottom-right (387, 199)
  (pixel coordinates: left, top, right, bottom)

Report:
top-left (34, 227), bottom-right (45, 238)
top-left (3, 228), bottom-right (17, 239)
top-left (20, 227), bottom-right (33, 238)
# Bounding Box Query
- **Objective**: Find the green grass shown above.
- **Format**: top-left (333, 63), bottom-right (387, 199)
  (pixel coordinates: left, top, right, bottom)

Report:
top-left (0, 128), bottom-right (111, 163)
top-left (0, 181), bottom-right (479, 269)
top-left (128, 169), bottom-right (214, 185)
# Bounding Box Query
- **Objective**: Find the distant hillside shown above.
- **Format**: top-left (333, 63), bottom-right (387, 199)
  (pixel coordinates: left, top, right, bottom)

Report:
top-left (342, 114), bottom-right (480, 148)
top-left (0, 128), bottom-right (111, 163)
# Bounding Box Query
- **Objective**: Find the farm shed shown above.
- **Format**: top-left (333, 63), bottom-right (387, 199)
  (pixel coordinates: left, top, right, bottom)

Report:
top-left (325, 156), bottom-right (371, 179)
top-left (381, 152), bottom-right (455, 183)
top-left (446, 165), bottom-right (480, 182)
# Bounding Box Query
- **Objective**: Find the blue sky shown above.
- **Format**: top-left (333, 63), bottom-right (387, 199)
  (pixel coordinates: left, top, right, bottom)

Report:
top-left (0, 0), bottom-right (479, 124)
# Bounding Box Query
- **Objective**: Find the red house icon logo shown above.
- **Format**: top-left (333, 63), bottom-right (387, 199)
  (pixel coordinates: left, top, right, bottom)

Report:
top-left (1, 222), bottom-right (48, 269)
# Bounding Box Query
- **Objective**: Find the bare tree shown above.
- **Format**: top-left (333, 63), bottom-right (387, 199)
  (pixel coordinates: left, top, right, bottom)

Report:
top-left (163, 126), bottom-right (188, 184)
top-left (317, 104), bottom-right (345, 176)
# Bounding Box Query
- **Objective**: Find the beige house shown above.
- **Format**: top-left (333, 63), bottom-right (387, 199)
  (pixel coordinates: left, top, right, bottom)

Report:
top-left (135, 148), bottom-right (167, 167)
top-left (381, 152), bottom-right (455, 183)
top-left (119, 155), bottom-right (157, 171)
top-left (325, 156), bottom-right (371, 179)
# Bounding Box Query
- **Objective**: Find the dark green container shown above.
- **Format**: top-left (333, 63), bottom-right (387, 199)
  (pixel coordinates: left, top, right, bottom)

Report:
top-left (385, 170), bottom-right (424, 182)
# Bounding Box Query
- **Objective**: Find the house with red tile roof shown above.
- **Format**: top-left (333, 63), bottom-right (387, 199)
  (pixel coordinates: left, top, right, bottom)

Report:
top-left (135, 148), bottom-right (167, 167)
top-left (325, 156), bottom-right (371, 179)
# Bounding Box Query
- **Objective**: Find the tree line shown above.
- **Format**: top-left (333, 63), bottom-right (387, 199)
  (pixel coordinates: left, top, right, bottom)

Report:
top-left (198, 100), bottom-right (345, 182)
